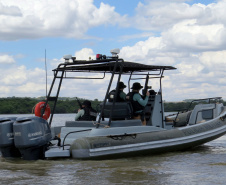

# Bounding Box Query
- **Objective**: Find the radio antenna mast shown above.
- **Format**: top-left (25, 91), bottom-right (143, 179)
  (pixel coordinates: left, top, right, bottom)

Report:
top-left (45, 49), bottom-right (47, 97)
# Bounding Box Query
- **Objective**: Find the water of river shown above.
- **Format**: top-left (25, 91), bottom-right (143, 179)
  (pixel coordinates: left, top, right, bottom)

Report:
top-left (0, 114), bottom-right (226, 185)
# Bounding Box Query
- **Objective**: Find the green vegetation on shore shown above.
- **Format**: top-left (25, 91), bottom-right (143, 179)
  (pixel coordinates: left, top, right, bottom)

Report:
top-left (0, 97), bottom-right (225, 114)
top-left (0, 97), bottom-right (101, 114)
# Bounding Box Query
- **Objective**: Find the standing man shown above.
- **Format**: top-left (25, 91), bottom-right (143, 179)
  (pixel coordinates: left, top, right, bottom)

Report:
top-left (127, 82), bottom-right (150, 125)
top-left (75, 100), bottom-right (97, 121)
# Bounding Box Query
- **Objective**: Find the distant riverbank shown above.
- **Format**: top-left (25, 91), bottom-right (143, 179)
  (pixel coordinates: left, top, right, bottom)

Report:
top-left (0, 97), bottom-right (225, 114)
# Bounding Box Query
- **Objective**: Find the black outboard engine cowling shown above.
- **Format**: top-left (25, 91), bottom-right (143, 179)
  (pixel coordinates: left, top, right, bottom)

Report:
top-left (0, 117), bottom-right (21, 158)
top-left (13, 116), bottom-right (51, 160)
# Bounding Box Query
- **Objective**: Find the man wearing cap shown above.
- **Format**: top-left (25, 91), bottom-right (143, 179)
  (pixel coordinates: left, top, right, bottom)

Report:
top-left (75, 100), bottom-right (97, 121)
top-left (108, 82), bottom-right (127, 102)
top-left (127, 82), bottom-right (150, 125)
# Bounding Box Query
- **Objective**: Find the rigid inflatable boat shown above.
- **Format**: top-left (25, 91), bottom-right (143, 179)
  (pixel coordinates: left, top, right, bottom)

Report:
top-left (0, 49), bottom-right (226, 160)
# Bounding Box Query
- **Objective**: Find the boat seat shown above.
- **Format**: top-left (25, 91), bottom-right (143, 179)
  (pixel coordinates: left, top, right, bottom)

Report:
top-left (65, 120), bottom-right (142, 127)
top-left (188, 103), bottom-right (223, 125)
top-left (99, 102), bottom-right (133, 120)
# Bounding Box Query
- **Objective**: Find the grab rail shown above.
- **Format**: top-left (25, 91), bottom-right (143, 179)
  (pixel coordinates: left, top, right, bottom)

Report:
top-left (62, 129), bottom-right (92, 150)
top-left (187, 97), bottom-right (222, 111)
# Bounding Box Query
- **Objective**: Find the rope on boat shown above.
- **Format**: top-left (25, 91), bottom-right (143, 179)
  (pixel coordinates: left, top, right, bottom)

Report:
top-left (92, 121), bottom-right (110, 128)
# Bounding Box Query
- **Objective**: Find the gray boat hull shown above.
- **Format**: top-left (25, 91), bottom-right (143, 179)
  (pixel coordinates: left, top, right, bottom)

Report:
top-left (70, 114), bottom-right (226, 159)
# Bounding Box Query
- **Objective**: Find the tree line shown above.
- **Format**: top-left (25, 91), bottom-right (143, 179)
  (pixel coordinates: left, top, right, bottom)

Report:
top-left (0, 97), bottom-right (225, 114)
top-left (0, 97), bottom-right (101, 114)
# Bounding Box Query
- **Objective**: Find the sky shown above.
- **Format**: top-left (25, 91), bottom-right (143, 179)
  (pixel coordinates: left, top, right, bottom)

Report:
top-left (0, 0), bottom-right (226, 102)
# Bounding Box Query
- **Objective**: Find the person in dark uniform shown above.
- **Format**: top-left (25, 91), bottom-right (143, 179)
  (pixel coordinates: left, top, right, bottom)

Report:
top-left (108, 82), bottom-right (127, 102)
top-left (127, 82), bottom-right (150, 125)
top-left (75, 100), bottom-right (97, 121)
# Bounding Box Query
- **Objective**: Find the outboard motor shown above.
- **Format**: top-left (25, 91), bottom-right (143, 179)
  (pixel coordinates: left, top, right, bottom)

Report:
top-left (13, 116), bottom-right (51, 160)
top-left (0, 117), bottom-right (21, 158)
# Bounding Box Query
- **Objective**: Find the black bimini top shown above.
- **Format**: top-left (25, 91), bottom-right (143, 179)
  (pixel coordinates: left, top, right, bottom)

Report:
top-left (53, 58), bottom-right (176, 74)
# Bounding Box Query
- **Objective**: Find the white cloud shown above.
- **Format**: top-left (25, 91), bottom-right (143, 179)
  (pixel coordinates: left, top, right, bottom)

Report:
top-left (1, 0), bottom-right (226, 102)
top-left (75, 48), bottom-right (95, 60)
top-left (163, 19), bottom-right (225, 51)
top-left (0, 54), bottom-right (48, 97)
top-left (115, 0), bottom-right (226, 101)
top-left (1, 65), bottom-right (27, 85)
top-left (131, 1), bottom-right (226, 30)
top-left (0, 54), bottom-right (16, 64)
top-left (0, 2), bottom-right (22, 16)
top-left (49, 58), bottom-right (64, 70)
top-left (199, 50), bottom-right (226, 70)
top-left (120, 37), bottom-right (166, 62)
top-left (117, 3), bottom-right (226, 101)
top-left (175, 60), bottom-right (204, 77)
top-left (0, 0), bottom-right (123, 40)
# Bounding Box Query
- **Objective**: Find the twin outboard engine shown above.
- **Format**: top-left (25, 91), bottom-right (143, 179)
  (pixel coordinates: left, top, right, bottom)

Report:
top-left (13, 116), bottom-right (51, 160)
top-left (0, 117), bottom-right (21, 158)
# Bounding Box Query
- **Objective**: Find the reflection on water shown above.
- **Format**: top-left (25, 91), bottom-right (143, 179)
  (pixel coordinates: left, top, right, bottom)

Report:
top-left (0, 114), bottom-right (226, 184)
top-left (1, 147), bottom-right (226, 185)
top-left (1, 140), bottom-right (226, 185)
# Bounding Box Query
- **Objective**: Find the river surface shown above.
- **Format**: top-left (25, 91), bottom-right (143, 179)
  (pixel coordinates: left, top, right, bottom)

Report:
top-left (0, 113), bottom-right (226, 185)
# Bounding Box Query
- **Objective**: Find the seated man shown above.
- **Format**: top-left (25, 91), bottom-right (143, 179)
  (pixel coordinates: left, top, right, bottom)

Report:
top-left (127, 82), bottom-right (150, 125)
top-left (75, 100), bottom-right (97, 121)
top-left (108, 82), bottom-right (127, 102)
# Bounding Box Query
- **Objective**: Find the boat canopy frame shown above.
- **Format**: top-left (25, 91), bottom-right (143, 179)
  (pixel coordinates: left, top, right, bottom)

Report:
top-left (43, 56), bottom-right (176, 126)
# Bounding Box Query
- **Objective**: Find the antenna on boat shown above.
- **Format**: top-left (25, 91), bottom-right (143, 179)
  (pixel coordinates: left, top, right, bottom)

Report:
top-left (110, 48), bottom-right (120, 57)
top-left (63, 55), bottom-right (72, 63)
top-left (45, 49), bottom-right (47, 98)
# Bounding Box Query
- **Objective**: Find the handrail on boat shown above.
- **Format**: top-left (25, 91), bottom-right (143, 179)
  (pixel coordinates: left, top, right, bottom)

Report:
top-left (187, 97), bottom-right (222, 111)
top-left (169, 97), bottom-right (222, 126)
top-left (171, 98), bottom-right (220, 126)
top-left (62, 129), bottom-right (92, 150)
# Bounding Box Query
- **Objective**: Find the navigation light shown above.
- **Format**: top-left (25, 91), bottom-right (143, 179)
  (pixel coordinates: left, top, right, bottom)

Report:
top-left (96, 54), bottom-right (102, 60)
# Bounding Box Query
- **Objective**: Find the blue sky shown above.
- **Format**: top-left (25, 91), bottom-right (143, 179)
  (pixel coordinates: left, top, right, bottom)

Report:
top-left (0, 0), bottom-right (226, 101)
